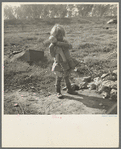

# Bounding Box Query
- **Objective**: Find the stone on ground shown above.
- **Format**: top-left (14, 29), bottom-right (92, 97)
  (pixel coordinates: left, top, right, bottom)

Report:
top-left (107, 19), bottom-right (117, 24)
top-left (110, 89), bottom-right (117, 100)
top-left (82, 76), bottom-right (92, 83)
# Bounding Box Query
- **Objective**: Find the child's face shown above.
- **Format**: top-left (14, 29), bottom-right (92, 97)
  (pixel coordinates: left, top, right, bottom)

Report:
top-left (56, 31), bottom-right (63, 41)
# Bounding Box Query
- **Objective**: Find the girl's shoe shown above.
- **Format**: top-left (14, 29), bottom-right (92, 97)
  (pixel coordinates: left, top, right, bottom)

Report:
top-left (56, 93), bottom-right (63, 98)
top-left (64, 76), bottom-right (78, 95)
top-left (67, 89), bottom-right (78, 95)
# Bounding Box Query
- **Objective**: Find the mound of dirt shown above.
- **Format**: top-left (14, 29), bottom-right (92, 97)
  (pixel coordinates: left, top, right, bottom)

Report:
top-left (10, 50), bottom-right (44, 62)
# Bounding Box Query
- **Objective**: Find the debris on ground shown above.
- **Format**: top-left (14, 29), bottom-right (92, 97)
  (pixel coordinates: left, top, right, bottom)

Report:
top-left (79, 82), bottom-right (88, 89)
top-left (107, 19), bottom-right (117, 24)
top-left (14, 103), bottom-right (19, 107)
top-left (110, 89), bottom-right (117, 100)
top-left (82, 76), bottom-right (92, 83)
top-left (87, 82), bottom-right (96, 90)
top-left (72, 69), bottom-right (117, 100)
top-left (102, 91), bottom-right (110, 99)
top-left (12, 50), bottom-right (22, 55)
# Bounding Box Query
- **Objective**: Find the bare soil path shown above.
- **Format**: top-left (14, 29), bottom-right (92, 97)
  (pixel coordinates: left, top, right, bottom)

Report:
top-left (4, 89), bottom-right (116, 115)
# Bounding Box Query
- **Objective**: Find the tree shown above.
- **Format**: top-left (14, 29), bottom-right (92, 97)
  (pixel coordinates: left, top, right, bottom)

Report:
top-left (4, 4), bottom-right (117, 20)
top-left (66, 4), bottom-right (75, 17)
top-left (46, 4), bottom-right (68, 18)
top-left (92, 4), bottom-right (110, 17)
top-left (4, 5), bottom-right (16, 19)
top-left (109, 4), bottom-right (117, 16)
top-left (76, 4), bottom-right (93, 17)
top-left (57, 4), bottom-right (68, 18)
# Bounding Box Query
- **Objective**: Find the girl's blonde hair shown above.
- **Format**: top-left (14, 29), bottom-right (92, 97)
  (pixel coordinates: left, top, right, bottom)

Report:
top-left (50, 24), bottom-right (65, 37)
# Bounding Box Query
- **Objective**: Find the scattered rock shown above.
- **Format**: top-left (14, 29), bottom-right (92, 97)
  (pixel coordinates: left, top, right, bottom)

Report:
top-left (94, 77), bottom-right (102, 85)
top-left (93, 77), bottom-right (99, 82)
top-left (87, 82), bottom-right (96, 90)
top-left (101, 91), bottom-right (110, 99)
top-left (18, 89), bottom-right (22, 92)
top-left (101, 73), bottom-right (109, 79)
top-left (74, 67), bottom-right (81, 72)
top-left (47, 92), bottom-right (51, 96)
top-left (102, 74), bottom-right (117, 81)
top-left (96, 80), bottom-right (111, 94)
top-left (12, 50), bottom-right (22, 55)
top-left (104, 80), bottom-right (115, 87)
top-left (74, 65), bottom-right (86, 74)
top-left (113, 70), bottom-right (117, 75)
top-left (70, 67), bottom-right (117, 100)
top-left (82, 76), bottom-right (91, 83)
top-left (99, 103), bottom-right (103, 106)
top-left (30, 86), bottom-right (35, 89)
top-left (79, 82), bottom-right (88, 89)
top-left (110, 81), bottom-right (117, 90)
top-left (74, 77), bottom-right (83, 82)
top-left (107, 19), bottom-right (117, 24)
top-left (14, 103), bottom-right (19, 107)
top-left (109, 74), bottom-right (117, 81)
top-left (110, 89), bottom-right (117, 100)
top-left (71, 84), bottom-right (80, 91)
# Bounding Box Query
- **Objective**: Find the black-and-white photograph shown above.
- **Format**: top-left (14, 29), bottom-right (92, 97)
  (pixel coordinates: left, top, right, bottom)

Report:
top-left (2, 2), bottom-right (119, 148)
top-left (3, 3), bottom-right (118, 115)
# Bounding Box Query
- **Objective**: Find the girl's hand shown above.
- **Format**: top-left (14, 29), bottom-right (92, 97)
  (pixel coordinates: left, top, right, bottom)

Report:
top-left (43, 36), bottom-right (57, 47)
top-left (43, 40), bottom-right (50, 47)
top-left (49, 36), bottom-right (57, 43)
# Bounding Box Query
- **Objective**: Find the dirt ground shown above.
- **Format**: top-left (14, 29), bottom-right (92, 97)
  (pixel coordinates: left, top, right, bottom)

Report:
top-left (4, 17), bottom-right (117, 115)
top-left (4, 88), bottom-right (117, 115)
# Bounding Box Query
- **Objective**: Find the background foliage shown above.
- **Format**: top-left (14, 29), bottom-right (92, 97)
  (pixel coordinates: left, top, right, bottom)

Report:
top-left (4, 4), bottom-right (117, 20)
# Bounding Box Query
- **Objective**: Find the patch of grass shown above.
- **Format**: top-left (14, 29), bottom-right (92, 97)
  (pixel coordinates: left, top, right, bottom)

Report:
top-left (10, 43), bottom-right (16, 46)
top-left (4, 17), bottom-right (117, 94)
top-left (77, 43), bottom-right (97, 49)
top-left (27, 37), bottom-right (38, 40)
top-left (101, 44), bottom-right (117, 53)
top-left (4, 49), bottom-right (55, 93)
top-left (84, 56), bottom-right (106, 66)
top-left (35, 33), bottom-right (40, 35)
top-left (4, 43), bottom-right (8, 46)
top-left (83, 54), bottom-right (117, 77)
top-left (37, 37), bottom-right (45, 42)
top-left (4, 68), bottom-right (54, 93)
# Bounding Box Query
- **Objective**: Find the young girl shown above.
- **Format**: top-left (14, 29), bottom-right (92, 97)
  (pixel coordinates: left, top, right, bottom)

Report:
top-left (49, 24), bottom-right (79, 98)
top-left (49, 24), bottom-right (70, 71)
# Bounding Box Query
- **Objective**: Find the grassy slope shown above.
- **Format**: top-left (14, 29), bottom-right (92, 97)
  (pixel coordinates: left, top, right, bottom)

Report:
top-left (4, 17), bottom-right (117, 95)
